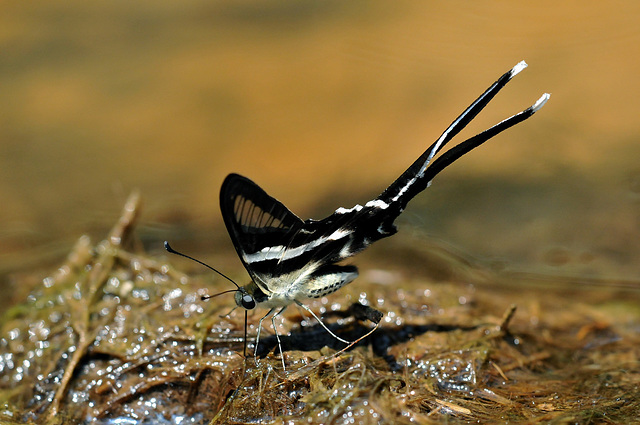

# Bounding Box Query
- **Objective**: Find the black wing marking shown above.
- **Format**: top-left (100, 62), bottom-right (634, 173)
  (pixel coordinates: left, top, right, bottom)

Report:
top-left (220, 173), bottom-right (305, 287)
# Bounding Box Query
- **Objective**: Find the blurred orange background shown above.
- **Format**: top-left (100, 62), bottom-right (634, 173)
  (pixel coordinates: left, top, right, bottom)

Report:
top-left (1, 1), bottom-right (639, 281)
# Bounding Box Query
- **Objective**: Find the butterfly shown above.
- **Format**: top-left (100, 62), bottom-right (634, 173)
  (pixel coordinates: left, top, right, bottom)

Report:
top-left (166, 60), bottom-right (549, 369)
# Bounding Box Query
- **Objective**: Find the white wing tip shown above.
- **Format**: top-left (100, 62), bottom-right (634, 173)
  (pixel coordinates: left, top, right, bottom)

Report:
top-left (511, 60), bottom-right (528, 77)
top-left (532, 93), bottom-right (551, 113)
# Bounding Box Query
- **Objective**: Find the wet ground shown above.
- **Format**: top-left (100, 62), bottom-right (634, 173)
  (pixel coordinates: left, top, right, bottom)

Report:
top-left (1, 195), bottom-right (638, 424)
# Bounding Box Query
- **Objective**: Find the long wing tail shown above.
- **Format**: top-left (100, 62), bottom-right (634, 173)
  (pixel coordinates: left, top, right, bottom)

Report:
top-left (375, 61), bottom-right (550, 218)
top-left (284, 61), bottom-right (549, 266)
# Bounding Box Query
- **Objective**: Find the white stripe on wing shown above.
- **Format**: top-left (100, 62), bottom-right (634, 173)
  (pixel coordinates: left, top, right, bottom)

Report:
top-left (243, 228), bottom-right (352, 264)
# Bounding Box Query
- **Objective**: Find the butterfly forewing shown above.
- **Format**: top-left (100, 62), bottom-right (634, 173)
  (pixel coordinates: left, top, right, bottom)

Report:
top-left (220, 174), bottom-right (305, 283)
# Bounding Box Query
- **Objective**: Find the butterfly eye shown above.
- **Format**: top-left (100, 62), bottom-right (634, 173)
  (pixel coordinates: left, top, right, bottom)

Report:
top-left (241, 293), bottom-right (256, 310)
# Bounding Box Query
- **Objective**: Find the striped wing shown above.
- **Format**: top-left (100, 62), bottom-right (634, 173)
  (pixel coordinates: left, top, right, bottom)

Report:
top-left (220, 174), bottom-right (304, 289)
top-left (220, 174), bottom-right (366, 298)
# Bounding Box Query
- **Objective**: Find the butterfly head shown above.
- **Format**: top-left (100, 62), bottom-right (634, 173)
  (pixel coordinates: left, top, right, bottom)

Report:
top-left (235, 288), bottom-right (256, 310)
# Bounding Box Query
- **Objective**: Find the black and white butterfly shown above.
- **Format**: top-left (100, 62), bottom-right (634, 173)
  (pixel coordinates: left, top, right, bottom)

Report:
top-left (166, 60), bottom-right (549, 369)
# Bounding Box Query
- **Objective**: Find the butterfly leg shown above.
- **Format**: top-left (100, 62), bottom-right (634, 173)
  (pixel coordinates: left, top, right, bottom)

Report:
top-left (254, 307), bottom-right (276, 367)
top-left (294, 300), bottom-right (350, 344)
top-left (271, 306), bottom-right (288, 370)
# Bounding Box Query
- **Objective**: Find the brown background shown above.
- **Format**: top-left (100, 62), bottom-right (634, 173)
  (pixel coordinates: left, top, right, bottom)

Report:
top-left (1, 1), bottom-right (639, 282)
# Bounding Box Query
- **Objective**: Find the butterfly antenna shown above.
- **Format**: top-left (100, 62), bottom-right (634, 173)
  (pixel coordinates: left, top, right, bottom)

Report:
top-left (164, 241), bottom-right (241, 292)
top-left (200, 289), bottom-right (238, 301)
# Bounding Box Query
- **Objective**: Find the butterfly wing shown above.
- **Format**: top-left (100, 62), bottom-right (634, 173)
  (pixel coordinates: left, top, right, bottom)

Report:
top-left (220, 173), bottom-right (306, 291)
